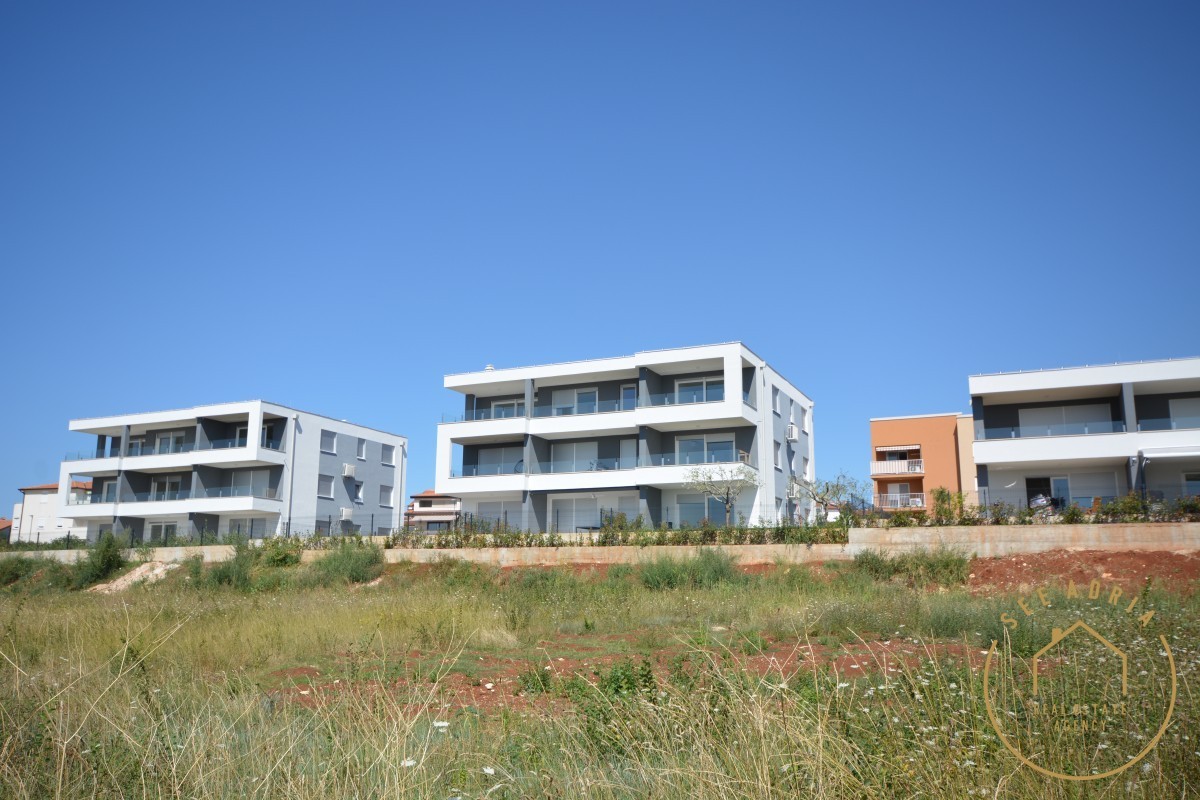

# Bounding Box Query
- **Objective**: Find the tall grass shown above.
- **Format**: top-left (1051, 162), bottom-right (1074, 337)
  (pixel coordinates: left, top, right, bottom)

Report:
top-left (0, 553), bottom-right (1196, 797)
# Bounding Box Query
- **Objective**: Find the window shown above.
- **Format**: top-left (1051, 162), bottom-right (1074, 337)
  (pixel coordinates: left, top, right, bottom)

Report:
top-left (1185, 473), bottom-right (1200, 497)
top-left (260, 422), bottom-right (278, 447)
top-left (353, 481), bottom-right (364, 503)
top-left (228, 518), bottom-right (267, 538)
top-left (772, 387), bottom-right (781, 415)
top-left (621, 384), bottom-right (638, 411)
top-left (317, 474), bottom-right (334, 499)
top-left (127, 436), bottom-right (146, 456)
top-left (357, 438), bottom-right (366, 460)
top-left (376, 526), bottom-right (392, 536)
top-left (382, 443), bottom-right (395, 466)
top-left (491, 399), bottom-right (525, 418)
top-left (320, 430), bottom-right (337, 454)
top-left (773, 441), bottom-right (782, 470)
top-left (676, 377), bottom-right (724, 404)
top-left (228, 469), bottom-right (270, 498)
top-left (426, 521), bottom-right (450, 531)
top-left (798, 407), bottom-right (807, 431)
top-left (419, 499), bottom-right (433, 508)
top-left (315, 519), bottom-right (331, 535)
top-left (550, 441), bottom-right (599, 472)
top-left (380, 485), bottom-right (394, 507)
top-left (151, 475), bottom-right (184, 501)
top-left (475, 445), bottom-right (524, 475)
top-left (676, 433), bottom-right (736, 465)
top-left (157, 430), bottom-right (187, 454)
top-left (551, 388), bottom-right (598, 416)
top-left (148, 522), bottom-right (177, 543)
top-left (676, 494), bottom-right (724, 527)
top-left (101, 480), bottom-right (118, 502)
top-left (234, 425), bottom-right (249, 447)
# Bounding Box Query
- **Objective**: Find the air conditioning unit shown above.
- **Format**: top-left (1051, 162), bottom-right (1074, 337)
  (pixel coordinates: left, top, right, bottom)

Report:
top-left (342, 463), bottom-right (356, 479)
top-left (340, 507), bottom-right (354, 521)
top-left (785, 423), bottom-right (800, 441)
top-left (786, 482), bottom-right (802, 500)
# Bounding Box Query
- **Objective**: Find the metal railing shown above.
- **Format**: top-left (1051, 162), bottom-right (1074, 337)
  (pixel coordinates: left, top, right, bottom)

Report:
top-left (977, 420), bottom-right (1125, 440)
top-left (869, 459), bottom-right (924, 476)
top-left (1137, 416), bottom-right (1200, 432)
top-left (67, 486), bottom-right (280, 504)
top-left (642, 387), bottom-right (725, 407)
top-left (874, 492), bottom-right (927, 509)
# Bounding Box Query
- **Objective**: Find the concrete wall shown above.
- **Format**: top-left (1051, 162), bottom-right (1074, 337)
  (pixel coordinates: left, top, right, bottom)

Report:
top-left (10, 523), bottom-right (1196, 568)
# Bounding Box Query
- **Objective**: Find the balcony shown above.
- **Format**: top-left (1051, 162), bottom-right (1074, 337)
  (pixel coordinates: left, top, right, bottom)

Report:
top-left (874, 492), bottom-right (926, 510)
top-left (532, 399), bottom-right (634, 417)
top-left (451, 462), bottom-right (526, 477)
top-left (639, 451), bottom-right (753, 468)
top-left (869, 459), bottom-right (924, 476)
top-left (64, 437), bottom-right (284, 461)
top-left (977, 420), bottom-right (1126, 440)
top-left (536, 456), bottom-right (636, 474)
top-left (67, 487), bottom-right (279, 504)
top-left (1138, 416), bottom-right (1200, 432)
top-left (443, 384), bottom-right (738, 423)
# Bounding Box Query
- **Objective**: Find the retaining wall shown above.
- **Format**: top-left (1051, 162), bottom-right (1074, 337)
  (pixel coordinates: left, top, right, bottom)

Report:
top-left (5, 523), bottom-right (1198, 568)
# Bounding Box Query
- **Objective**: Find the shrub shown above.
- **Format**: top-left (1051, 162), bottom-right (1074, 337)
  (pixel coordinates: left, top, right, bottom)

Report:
top-left (637, 549), bottom-right (743, 591)
top-left (71, 532), bottom-right (126, 588)
top-left (306, 542), bottom-right (383, 585)
top-left (260, 536), bottom-right (303, 567)
top-left (1058, 504), bottom-right (1087, 525)
top-left (852, 546), bottom-right (969, 587)
top-left (205, 537), bottom-right (258, 590)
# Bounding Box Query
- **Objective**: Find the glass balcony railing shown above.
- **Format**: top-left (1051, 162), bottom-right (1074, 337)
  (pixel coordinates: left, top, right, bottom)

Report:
top-left (1138, 416), bottom-right (1200, 432)
top-left (642, 387), bottom-right (725, 407)
top-left (536, 457), bottom-right (636, 474)
top-left (532, 399), bottom-right (634, 417)
top-left (67, 494), bottom-right (118, 505)
top-left (639, 451), bottom-right (753, 468)
top-left (443, 383), bottom-right (746, 422)
top-left (978, 420), bottom-right (1126, 440)
top-left (452, 462), bottom-right (526, 477)
top-left (200, 486), bottom-right (279, 499)
top-left (64, 437), bottom-right (284, 460)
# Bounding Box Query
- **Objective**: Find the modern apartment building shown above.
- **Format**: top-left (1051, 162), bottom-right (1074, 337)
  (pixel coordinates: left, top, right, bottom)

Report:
top-left (57, 400), bottom-right (407, 541)
top-left (404, 490), bottom-right (462, 531)
top-left (869, 413), bottom-right (975, 510)
top-left (434, 343), bottom-right (814, 531)
top-left (970, 357), bottom-right (1200, 509)
top-left (11, 481), bottom-right (90, 544)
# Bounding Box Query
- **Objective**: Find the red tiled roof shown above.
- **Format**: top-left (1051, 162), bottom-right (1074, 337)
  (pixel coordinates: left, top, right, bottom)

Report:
top-left (0, 518), bottom-right (11, 530)
top-left (19, 481), bottom-right (93, 493)
top-left (410, 489), bottom-right (457, 499)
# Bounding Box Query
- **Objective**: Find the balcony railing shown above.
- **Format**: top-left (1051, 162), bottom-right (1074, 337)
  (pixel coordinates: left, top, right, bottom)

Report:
top-left (451, 462), bottom-right (526, 477)
top-left (1137, 416), bottom-right (1200, 432)
top-left (869, 459), bottom-right (924, 476)
top-left (64, 438), bottom-right (284, 460)
top-left (874, 492), bottom-right (926, 510)
top-left (536, 457), bottom-right (637, 474)
top-left (68, 487), bottom-right (280, 504)
top-left (642, 388), bottom-right (725, 407)
top-left (977, 420), bottom-right (1125, 440)
top-left (639, 450), bottom-right (753, 468)
top-left (442, 385), bottom-right (739, 422)
top-left (532, 399), bottom-right (634, 417)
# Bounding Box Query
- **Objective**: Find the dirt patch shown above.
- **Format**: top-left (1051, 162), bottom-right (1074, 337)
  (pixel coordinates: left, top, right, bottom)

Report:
top-left (89, 561), bottom-right (180, 594)
top-left (967, 549), bottom-right (1200, 596)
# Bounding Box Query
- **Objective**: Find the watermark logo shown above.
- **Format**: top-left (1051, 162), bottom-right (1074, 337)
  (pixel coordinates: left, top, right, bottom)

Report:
top-left (982, 577), bottom-right (1176, 781)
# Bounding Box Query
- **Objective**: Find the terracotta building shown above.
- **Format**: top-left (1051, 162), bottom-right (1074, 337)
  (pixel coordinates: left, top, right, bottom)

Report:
top-left (869, 413), bottom-right (975, 510)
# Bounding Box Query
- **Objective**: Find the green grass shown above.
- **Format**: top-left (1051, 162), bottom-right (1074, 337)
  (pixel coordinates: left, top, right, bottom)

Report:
top-left (0, 549), bottom-right (1196, 798)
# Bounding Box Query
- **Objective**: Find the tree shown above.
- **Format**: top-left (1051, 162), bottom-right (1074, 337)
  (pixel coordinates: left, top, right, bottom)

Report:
top-left (792, 471), bottom-right (871, 524)
top-left (684, 464), bottom-right (761, 526)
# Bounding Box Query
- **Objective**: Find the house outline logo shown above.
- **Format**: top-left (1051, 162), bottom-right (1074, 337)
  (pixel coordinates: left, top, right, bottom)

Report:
top-left (981, 578), bottom-right (1178, 783)
top-left (1031, 620), bottom-right (1127, 698)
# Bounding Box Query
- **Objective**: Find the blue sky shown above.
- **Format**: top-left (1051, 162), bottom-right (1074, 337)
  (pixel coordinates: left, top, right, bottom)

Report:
top-left (2, 2), bottom-right (1197, 509)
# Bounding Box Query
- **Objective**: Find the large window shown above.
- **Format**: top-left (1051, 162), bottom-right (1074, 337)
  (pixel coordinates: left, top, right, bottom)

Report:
top-left (382, 444), bottom-right (395, 465)
top-left (1185, 473), bottom-right (1200, 497)
top-left (320, 430), bottom-right (337, 454)
top-left (317, 474), bottom-right (334, 499)
top-left (677, 377), bottom-right (724, 404)
top-left (156, 430), bottom-right (187, 454)
top-left (475, 445), bottom-right (524, 475)
top-left (677, 494), bottom-right (724, 527)
top-left (621, 384), bottom-right (638, 411)
top-left (491, 399), bottom-right (525, 418)
top-left (550, 441), bottom-right (599, 472)
top-left (676, 433), bottom-right (736, 465)
top-left (551, 388), bottom-right (598, 416)
top-left (229, 518), bottom-right (268, 538)
top-left (228, 469), bottom-right (270, 498)
top-left (772, 387), bottom-right (781, 415)
top-left (150, 475), bottom-right (184, 501)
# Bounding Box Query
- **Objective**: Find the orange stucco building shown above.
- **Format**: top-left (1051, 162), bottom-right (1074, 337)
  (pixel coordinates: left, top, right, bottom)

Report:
top-left (869, 413), bottom-right (976, 509)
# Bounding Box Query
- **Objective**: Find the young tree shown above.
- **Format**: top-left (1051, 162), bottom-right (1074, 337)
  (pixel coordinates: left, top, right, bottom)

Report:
top-left (684, 464), bottom-right (761, 526)
top-left (792, 471), bottom-right (871, 523)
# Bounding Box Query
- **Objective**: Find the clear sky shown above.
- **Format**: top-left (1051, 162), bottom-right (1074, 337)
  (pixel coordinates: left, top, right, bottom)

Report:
top-left (2, 2), bottom-right (1198, 510)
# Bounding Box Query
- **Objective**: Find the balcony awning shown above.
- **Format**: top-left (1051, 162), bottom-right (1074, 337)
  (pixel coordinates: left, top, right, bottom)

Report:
top-left (875, 444), bottom-right (918, 452)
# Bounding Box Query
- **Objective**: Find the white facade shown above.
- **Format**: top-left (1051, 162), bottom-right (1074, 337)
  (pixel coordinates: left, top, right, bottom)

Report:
top-left (435, 343), bottom-right (815, 531)
top-left (969, 357), bottom-right (1200, 509)
top-left (58, 400), bottom-right (407, 541)
top-left (10, 483), bottom-right (89, 544)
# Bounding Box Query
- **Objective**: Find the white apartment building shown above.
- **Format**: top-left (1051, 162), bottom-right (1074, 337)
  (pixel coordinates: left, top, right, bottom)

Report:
top-left (970, 357), bottom-right (1200, 509)
top-left (434, 343), bottom-right (814, 531)
top-left (58, 400), bottom-right (407, 542)
top-left (10, 481), bottom-right (90, 544)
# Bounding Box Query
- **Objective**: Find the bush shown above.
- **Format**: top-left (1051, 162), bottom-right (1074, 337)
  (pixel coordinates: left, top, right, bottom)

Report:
top-left (71, 532), bottom-right (126, 588)
top-left (260, 536), bottom-right (303, 567)
top-left (306, 542), bottom-right (383, 585)
top-left (1058, 504), bottom-right (1087, 525)
top-left (852, 546), bottom-right (969, 587)
top-left (205, 537), bottom-right (258, 590)
top-left (637, 549), bottom-right (744, 591)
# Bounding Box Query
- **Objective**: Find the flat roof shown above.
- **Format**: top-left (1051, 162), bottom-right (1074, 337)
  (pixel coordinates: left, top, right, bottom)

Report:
top-left (444, 341), bottom-right (761, 377)
top-left (970, 355), bottom-right (1200, 378)
top-left (869, 412), bottom-right (967, 422)
top-left (69, 400), bottom-right (407, 440)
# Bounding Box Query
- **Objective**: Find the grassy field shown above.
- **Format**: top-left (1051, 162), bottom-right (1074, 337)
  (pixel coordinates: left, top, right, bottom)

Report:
top-left (1, 546), bottom-right (1197, 798)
